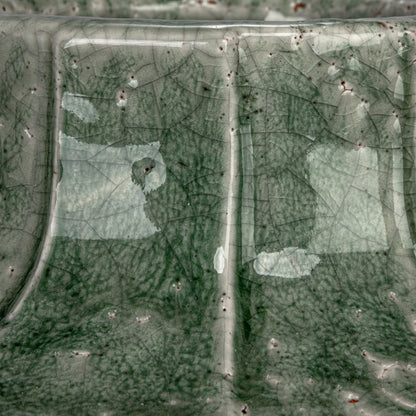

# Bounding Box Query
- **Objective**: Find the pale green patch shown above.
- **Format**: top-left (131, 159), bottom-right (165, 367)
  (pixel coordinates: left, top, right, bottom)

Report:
top-left (348, 56), bottom-right (361, 71)
top-left (254, 247), bottom-right (320, 278)
top-left (310, 33), bottom-right (382, 55)
top-left (62, 92), bottom-right (99, 123)
top-left (307, 145), bottom-right (388, 253)
top-left (394, 74), bottom-right (404, 101)
top-left (53, 133), bottom-right (165, 240)
top-left (214, 246), bottom-right (225, 274)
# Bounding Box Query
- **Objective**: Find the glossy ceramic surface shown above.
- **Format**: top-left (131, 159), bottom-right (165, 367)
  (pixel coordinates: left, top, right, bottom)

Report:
top-left (2, 0), bottom-right (416, 19)
top-left (0, 15), bottom-right (416, 416)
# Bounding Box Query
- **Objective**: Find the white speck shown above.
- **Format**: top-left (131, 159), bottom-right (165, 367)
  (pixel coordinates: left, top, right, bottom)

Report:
top-left (71, 62), bottom-right (78, 69)
top-left (357, 101), bottom-right (370, 119)
top-left (62, 92), bottom-right (99, 123)
top-left (348, 393), bottom-right (360, 403)
top-left (389, 291), bottom-right (397, 300)
top-left (128, 78), bottom-right (138, 88)
top-left (214, 246), bottom-right (226, 274)
top-left (108, 310), bottom-right (118, 319)
top-left (23, 128), bottom-right (33, 139)
top-left (71, 350), bottom-right (90, 357)
top-left (117, 98), bottom-right (127, 108)
top-left (394, 118), bottom-right (401, 134)
top-left (407, 364), bottom-right (416, 372)
top-left (254, 247), bottom-right (320, 278)
top-left (394, 74), bottom-right (404, 101)
top-left (136, 315), bottom-right (150, 324)
top-left (268, 338), bottom-right (279, 350)
top-left (410, 318), bottom-right (416, 334)
top-left (328, 65), bottom-right (339, 76)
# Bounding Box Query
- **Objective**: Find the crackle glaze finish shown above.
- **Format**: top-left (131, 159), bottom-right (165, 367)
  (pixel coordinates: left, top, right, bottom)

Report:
top-left (3, 0), bottom-right (416, 19)
top-left (0, 15), bottom-right (416, 416)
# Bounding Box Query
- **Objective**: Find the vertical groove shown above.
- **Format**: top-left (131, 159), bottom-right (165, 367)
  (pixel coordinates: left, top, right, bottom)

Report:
top-left (216, 30), bottom-right (240, 416)
top-left (4, 27), bottom-right (59, 323)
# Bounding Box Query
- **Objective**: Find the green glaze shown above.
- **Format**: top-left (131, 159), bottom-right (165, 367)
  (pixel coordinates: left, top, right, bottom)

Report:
top-left (2, 0), bottom-right (416, 20)
top-left (0, 20), bottom-right (52, 321)
top-left (236, 21), bottom-right (416, 415)
top-left (0, 16), bottom-right (416, 416)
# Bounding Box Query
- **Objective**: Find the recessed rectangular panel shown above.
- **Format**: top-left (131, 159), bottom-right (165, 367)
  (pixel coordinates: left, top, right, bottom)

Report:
top-left (236, 21), bottom-right (416, 415)
top-left (1, 23), bottom-right (234, 416)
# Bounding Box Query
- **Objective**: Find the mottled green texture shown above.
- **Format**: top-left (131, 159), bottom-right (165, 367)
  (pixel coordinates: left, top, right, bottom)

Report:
top-left (235, 22), bottom-right (416, 415)
top-left (1, 20), bottom-right (232, 415)
top-left (0, 21), bottom-right (52, 319)
top-left (0, 16), bottom-right (416, 416)
top-left (2, 0), bottom-right (416, 19)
